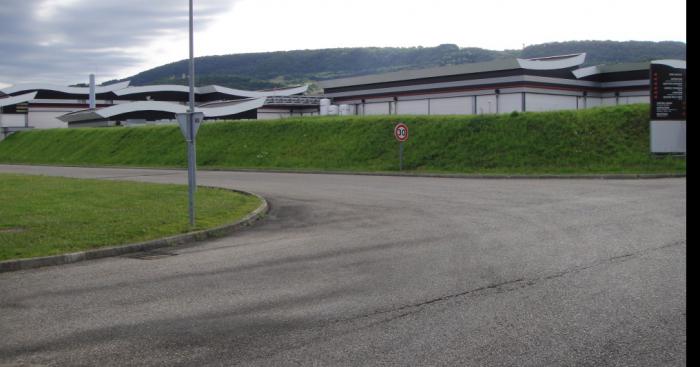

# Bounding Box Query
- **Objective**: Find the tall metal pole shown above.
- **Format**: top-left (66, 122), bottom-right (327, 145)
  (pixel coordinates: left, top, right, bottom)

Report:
top-left (187, 0), bottom-right (196, 226)
top-left (89, 74), bottom-right (96, 109)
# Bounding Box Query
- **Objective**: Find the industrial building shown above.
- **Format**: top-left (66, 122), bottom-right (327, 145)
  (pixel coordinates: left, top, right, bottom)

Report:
top-left (0, 82), bottom-right (319, 131)
top-left (317, 53), bottom-right (654, 116)
top-left (0, 53), bottom-right (681, 133)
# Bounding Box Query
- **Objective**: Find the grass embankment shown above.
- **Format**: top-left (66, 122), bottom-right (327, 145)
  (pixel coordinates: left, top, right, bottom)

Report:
top-left (0, 104), bottom-right (685, 174)
top-left (0, 174), bottom-right (262, 261)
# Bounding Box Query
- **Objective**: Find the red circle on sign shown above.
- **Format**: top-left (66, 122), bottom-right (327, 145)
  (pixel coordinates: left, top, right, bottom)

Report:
top-left (394, 123), bottom-right (409, 142)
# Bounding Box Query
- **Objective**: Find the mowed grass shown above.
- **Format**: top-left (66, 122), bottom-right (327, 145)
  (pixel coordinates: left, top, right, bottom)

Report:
top-left (0, 104), bottom-right (685, 174)
top-left (0, 174), bottom-right (262, 261)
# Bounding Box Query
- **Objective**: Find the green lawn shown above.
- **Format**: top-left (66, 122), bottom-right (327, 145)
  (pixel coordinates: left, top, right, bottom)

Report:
top-left (0, 104), bottom-right (685, 174)
top-left (0, 174), bottom-right (262, 261)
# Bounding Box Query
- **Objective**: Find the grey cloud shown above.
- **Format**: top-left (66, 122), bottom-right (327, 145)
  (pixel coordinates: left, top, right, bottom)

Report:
top-left (0, 0), bottom-right (236, 85)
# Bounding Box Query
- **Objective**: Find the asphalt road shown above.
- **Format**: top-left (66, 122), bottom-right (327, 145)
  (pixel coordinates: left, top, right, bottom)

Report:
top-left (0, 165), bottom-right (686, 366)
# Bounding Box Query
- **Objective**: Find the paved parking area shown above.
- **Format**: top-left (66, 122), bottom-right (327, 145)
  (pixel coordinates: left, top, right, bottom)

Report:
top-left (0, 165), bottom-right (686, 366)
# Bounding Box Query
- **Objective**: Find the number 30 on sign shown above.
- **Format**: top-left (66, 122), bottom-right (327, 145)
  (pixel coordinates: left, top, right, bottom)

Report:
top-left (394, 123), bottom-right (409, 142)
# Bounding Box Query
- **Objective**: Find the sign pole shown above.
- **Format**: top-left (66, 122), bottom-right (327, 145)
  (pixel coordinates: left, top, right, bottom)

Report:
top-left (394, 122), bottom-right (408, 171)
top-left (187, 0), bottom-right (196, 226)
top-left (176, 111), bottom-right (204, 227)
top-left (187, 120), bottom-right (195, 226)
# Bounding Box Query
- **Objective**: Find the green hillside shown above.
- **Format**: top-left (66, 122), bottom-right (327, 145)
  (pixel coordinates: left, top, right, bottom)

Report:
top-left (0, 105), bottom-right (685, 174)
top-left (113, 41), bottom-right (686, 91)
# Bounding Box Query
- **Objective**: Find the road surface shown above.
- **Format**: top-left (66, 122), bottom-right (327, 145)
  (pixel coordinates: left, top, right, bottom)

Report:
top-left (0, 165), bottom-right (686, 366)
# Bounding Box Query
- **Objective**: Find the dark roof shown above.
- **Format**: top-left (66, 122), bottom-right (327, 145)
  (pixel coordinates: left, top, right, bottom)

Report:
top-left (317, 53), bottom-right (587, 89)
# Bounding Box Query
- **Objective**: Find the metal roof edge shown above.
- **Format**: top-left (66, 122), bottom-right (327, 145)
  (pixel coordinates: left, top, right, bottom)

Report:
top-left (651, 59), bottom-right (686, 69)
top-left (317, 58), bottom-right (522, 89)
top-left (0, 92), bottom-right (37, 108)
top-left (1, 81), bottom-right (130, 96)
top-left (58, 97), bottom-right (268, 122)
top-left (115, 84), bottom-right (309, 98)
top-left (573, 61), bottom-right (652, 79)
top-left (516, 53), bottom-right (586, 70)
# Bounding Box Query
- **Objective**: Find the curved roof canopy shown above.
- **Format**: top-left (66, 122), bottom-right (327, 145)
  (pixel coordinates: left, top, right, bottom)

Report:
top-left (1, 81), bottom-right (130, 97)
top-left (0, 92), bottom-right (37, 108)
top-left (515, 53), bottom-right (586, 70)
top-left (58, 97), bottom-right (266, 123)
top-left (651, 59), bottom-right (686, 69)
top-left (0, 82), bottom-right (307, 103)
top-left (114, 84), bottom-right (308, 99)
top-left (573, 62), bottom-right (651, 79)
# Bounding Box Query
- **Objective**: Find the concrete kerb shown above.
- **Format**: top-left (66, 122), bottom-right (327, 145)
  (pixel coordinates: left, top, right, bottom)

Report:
top-left (0, 162), bottom-right (686, 180)
top-left (204, 168), bottom-right (686, 180)
top-left (0, 188), bottom-right (269, 273)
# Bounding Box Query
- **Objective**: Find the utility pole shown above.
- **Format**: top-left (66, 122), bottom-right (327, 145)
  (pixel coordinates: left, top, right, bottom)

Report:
top-left (176, 0), bottom-right (203, 227)
top-left (187, 0), bottom-right (196, 226)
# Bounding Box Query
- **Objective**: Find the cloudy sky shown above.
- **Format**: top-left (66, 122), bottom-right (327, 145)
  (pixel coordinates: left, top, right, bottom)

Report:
top-left (0, 0), bottom-right (686, 88)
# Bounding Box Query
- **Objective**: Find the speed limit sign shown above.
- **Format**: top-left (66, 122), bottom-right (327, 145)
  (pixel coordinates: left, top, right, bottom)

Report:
top-left (394, 123), bottom-right (409, 142)
top-left (394, 123), bottom-right (408, 171)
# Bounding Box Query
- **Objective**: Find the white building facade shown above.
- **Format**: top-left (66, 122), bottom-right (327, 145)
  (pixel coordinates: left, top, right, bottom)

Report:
top-left (0, 82), bottom-right (316, 129)
top-left (317, 54), bottom-right (655, 116)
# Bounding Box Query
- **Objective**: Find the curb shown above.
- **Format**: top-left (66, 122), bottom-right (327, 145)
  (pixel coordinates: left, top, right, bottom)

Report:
top-left (203, 168), bottom-right (687, 180)
top-left (0, 163), bottom-right (687, 180)
top-left (0, 188), bottom-right (269, 273)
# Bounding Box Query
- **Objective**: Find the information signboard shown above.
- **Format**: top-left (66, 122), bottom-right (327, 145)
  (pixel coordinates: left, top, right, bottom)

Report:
top-left (649, 60), bottom-right (686, 154)
top-left (650, 63), bottom-right (686, 121)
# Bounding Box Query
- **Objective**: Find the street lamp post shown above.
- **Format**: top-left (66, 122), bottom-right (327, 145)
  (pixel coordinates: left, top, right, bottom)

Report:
top-left (187, 0), bottom-right (196, 226)
top-left (175, 1), bottom-right (205, 226)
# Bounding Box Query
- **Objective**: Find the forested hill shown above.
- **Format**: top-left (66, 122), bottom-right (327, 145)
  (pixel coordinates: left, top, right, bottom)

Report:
top-left (519, 41), bottom-right (685, 65)
top-left (116, 40), bottom-right (685, 92)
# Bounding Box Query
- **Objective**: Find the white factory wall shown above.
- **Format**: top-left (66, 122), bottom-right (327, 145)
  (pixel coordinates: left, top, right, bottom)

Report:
top-left (582, 97), bottom-right (603, 108)
top-left (258, 108), bottom-right (319, 120)
top-left (364, 102), bottom-right (390, 115)
top-left (353, 104), bottom-right (362, 115)
top-left (476, 95), bottom-right (497, 114)
top-left (258, 110), bottom-right (291, 120)
top-left (602, 97), bottom-right (618, 106)
top-left (292, 108), bottom-right (320, 117)
top-left (0, 114), bottom-right (26, 127)
top-left (498, 94), bottom-right (522, 113)
top-left (397, 99), bottom-right (429, 115)
top-left (124, 119), bottom-right (148, 126)
top-left (341, 104), bottom-right (356, 115)
top-left (350, 103), bottom-right (363, 115)
top-left (525, 93), bottom-right (578, 112)
top-left (428, 96), bottom-right (473, 115)
top-left (28, 110), bottom-right (69, 129)
top-left (621, 96), bottom-right (649, 104)
top-left (334, 89), bottom-right (648, 117)
top-left (123, 119), bottom-right (176, 126)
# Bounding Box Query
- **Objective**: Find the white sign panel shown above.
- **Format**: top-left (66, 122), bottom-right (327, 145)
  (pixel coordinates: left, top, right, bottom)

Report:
top-left (176, 112), bottom-right (205, 141)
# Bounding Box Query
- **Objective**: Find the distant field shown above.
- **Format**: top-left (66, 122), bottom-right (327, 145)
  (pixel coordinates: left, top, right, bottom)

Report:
top-left (0, 104), bottom-right (685, 174)
top-left (0, 174), bottom-right (262, 261)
